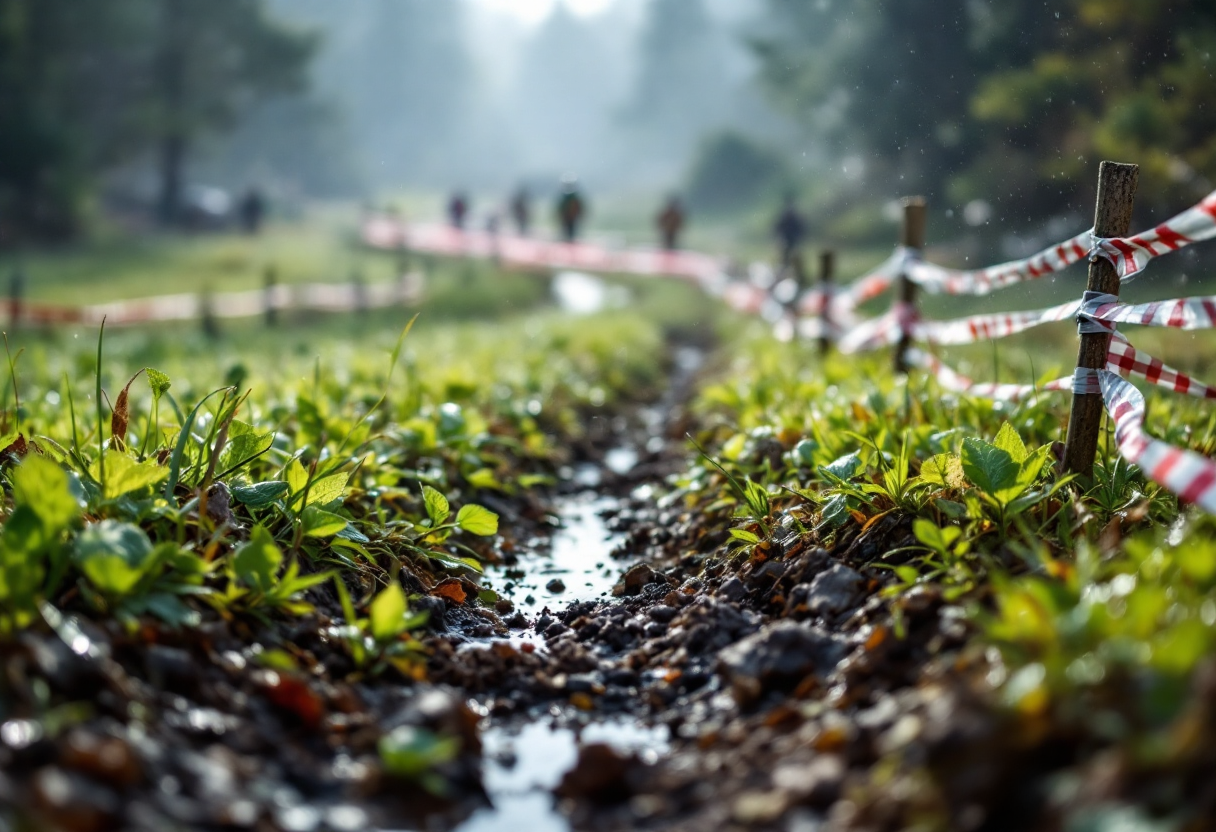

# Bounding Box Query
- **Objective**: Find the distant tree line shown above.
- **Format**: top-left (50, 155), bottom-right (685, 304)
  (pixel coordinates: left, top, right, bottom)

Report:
top-left (752, 0), bottom-right (1216, 233)
top-left (0, 0), bottom-right (315, 246)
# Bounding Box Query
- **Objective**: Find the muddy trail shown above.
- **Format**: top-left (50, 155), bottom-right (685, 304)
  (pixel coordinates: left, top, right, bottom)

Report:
top-left (1, 331), bottom-right (1074, 832)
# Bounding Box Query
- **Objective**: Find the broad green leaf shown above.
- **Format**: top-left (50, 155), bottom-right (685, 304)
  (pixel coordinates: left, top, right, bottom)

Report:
top-left (422, 485), bottom-right (450, 527)
top-left (818, 493), bottom-right (850, 528)
top-left (336, 524), bottom-right (370, 544)
top-left (820, 451), bottom-right (863, 481)
top-left (285, 458), bottom-right (309, 496)
top-left (80, 555), bottom-right (145, 596)
top-left (455, 504), bottom-right (498, 536)
top-left (369, 582), bottom-right (408, 641)
top-left (96, 451), bottom-right (168, 499)
top-left (303, 472), bottom-right (349, 507)
top-left (232, 481), bottom-right (289, 508)
top-left (301, 505), bottom-right (348, 538)
top-left (145, 368), bottom-right (171, 400)
top-left (218, 428), bottom-right (275, 474)
top-left (920, 453), bottom-right (964, 489)
top-left (961, 438), bottom-right (1019, 498)
top-left (12, 455), bottom-right (80, 533)
top-left (233, 525), bottom-right (282, 591)
top-left (993, 422), bottom-right (1028, 464)
top-left (1174, 537), bottom-right (1216, 585)
top-left (913, 518), bottom-right (960, 555)
top-left (74, 521), bottom-right (155, 595)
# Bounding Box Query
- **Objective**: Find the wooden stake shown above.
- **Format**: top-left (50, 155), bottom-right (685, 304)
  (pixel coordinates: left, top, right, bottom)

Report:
top-left (1062, 161), bottom-right (1139, 478)
top-left (894, 197), bottom-right (926, 373)
top-left (264, 264), bottom-right (278, 326)
top-left (818, 249), bottom-right (834, 357)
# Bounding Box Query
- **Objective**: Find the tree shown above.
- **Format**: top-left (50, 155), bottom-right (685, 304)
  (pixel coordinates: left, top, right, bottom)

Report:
top-left (151, 0), bottom-right (317, 225)
top-left (622, 0), bottom-right (734, 168)
top-left (0, 0), bottom-right (150, 242)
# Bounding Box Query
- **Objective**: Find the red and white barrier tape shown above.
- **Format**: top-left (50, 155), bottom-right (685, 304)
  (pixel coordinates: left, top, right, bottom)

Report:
top-left (1106, 334), bottom-right (1216, 400)
top-left (915, 298), bottom-right (1082, 345)
top-left (1094, 188), bottom-right (1216, 280)
top-left (907, 229), bottom-right (1094, 296)
top-left (1086, 294), bottom-right (1216, 330)
top-left (364, 218), bottom-right (729, 286)
top-left (904, 348), bottom-right (1074, 401)
top-left (1100, 369), bottom-right (1216, 512)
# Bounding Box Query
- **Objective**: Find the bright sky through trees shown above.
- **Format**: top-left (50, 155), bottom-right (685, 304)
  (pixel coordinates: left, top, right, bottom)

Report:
top-left (477, 0), bottom-right (615, 26)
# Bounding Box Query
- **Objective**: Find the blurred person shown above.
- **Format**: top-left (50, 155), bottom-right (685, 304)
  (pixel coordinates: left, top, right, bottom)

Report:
top-left (556, 177), bottom-right (586, 243)
top-left (773, 194), bottom-right (808, 266)
top-left (510, 187), bottom-right (531, 236)
top-left (656, 195), bottom-right (686, 250)
top-left (239, 187), bottom-right (266, 235)
top-left (448, 192), bottom-right (470, 230)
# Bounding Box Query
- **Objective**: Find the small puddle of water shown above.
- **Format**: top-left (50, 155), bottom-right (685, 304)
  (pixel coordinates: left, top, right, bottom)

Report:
top-left (491, 490), bottom-right (628, 610)
top-left (455, 720), bottom-right (669, 832)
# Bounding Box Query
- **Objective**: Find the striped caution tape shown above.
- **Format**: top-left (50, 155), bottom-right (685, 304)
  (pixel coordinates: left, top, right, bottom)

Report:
top-left (907, 228), bottom-right (1094, 296)
top-left (1100, 369), bottom-right (1216, 512)
top-left (1094, 188), bottom-right (1216, 280)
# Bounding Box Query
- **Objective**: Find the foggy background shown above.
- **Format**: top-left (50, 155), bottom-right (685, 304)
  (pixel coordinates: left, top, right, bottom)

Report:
top-left (2, 0), bottom-right (1212, 253)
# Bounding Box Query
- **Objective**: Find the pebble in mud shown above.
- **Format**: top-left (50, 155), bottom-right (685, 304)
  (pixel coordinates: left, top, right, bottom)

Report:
top-left (546, 578), bottom-right (567, 593)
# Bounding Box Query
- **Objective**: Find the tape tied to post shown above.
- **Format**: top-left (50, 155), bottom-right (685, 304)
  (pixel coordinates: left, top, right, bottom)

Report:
top-left (1077, 290), bottom-right (1120, 335)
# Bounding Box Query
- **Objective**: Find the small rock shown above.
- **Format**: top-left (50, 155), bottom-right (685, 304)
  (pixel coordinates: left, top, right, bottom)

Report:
top-left (554, 743), bottom-right (636, 803)
top-left (546, 578), bottom-right (566, 594)
top-left (718, 621), bottom-right (847, 707)
top-left (718, 576), bottom-right (747, 603)
top-left (615, 564), bottom-right (667, 597)
top-left (494, 598), bottom-right (515, 615)
top-left (647, 605), bottom-right (677, 623)
top-left (805, 564), bottom-right (864, 615)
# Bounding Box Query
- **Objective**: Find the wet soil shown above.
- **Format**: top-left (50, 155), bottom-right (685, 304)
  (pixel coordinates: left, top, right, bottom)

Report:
top-left (5, 330), bottom-right (1170, 832)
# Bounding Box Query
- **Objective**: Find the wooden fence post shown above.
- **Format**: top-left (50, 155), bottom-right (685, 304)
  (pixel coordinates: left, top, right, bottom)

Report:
top-left (1062, 161), bottom-right (1139, 478)
top-left (894, 197), bottom-right (926, 373)
top-left (818, 249), bottom-right (834, 357)
top-left (200, 285), bottom-right (219, 339)
top-left (264, 264), bottom-right (278, 326)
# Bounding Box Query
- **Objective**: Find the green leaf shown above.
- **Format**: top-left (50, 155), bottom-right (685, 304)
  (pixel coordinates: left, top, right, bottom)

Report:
top-left (303, 472), bottom-right (349, 507)
top-left (163, 388), bottom-right (229, 500)
top-left (369, 582), bottom-right (408, 641)
top-left (920, 453), bottom-right (963, 489)
top-left (285, 458), bottom-right (309, 496)
top-left (74, 521), bottom-right (156, 596)
top-left (96, 451), bottom-right (168, 500)
top-left (820, 451), bottom-right (863, 481)
top-left (424, 550), bottom-right (483, 573)
top-left (913, 518), bottom-right (960, 555)
top-left (455, 504), bottom-right (498, 536)
top-left (961, 438), bottom-right (1020, 498)
top-left (729, 528), bottom-right (762, 544)
top-left (301, 505), bottom-right (348, 538)
top-left (743, 479), bottom-right (771, 520)
top-left (233, 525), bottom-right (282, 592)
top-left (422, 485), bottom-right (450, 527)
top-left (232, 481), bottom-right (289, 508)
top-left (993, 422), bottom-right (1028, 464)
top-left (218, 427), bottom-right (274, 475)
top-left (378, 726), bottom-right (460, 778)
top-left (818, 493), bottom-right (850, 528)
top-left (12, 455), bottom-right (80, 533)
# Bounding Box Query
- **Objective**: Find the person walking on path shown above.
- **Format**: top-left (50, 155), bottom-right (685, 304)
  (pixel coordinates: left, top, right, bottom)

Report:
top-left (556, 177), bottom-right (586, 243)
top-left (239, 187), bottom-right (266, 235)
top-left (510, 187), bottom-right (531, 237)
top-left (448, 192), bottom-right (470, 230)
top-left (773, 194), bottom-right (808, 266)
top-left (656, 195), bottom-right (686, 251)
